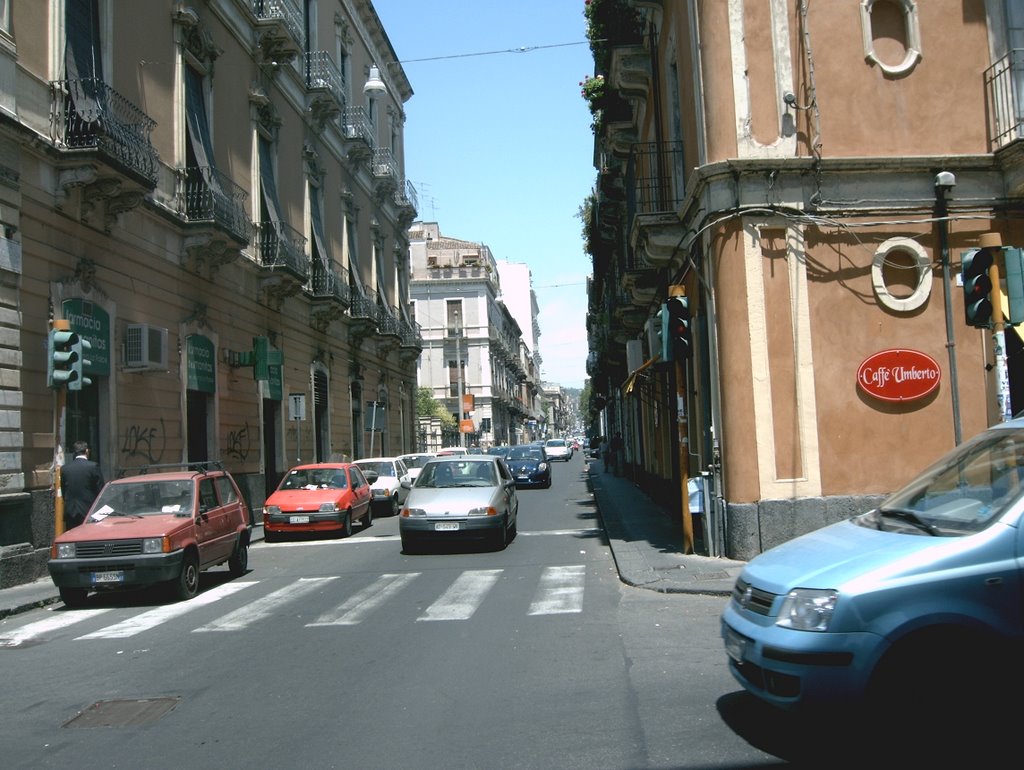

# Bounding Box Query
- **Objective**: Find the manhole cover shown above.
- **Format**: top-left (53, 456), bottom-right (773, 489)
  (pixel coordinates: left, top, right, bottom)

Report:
top-left (64, 697), bottom-right (180, 728)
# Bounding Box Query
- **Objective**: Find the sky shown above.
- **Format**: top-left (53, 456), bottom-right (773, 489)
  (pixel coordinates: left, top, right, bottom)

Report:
top-left (372, 1), bottom-right (596, 390)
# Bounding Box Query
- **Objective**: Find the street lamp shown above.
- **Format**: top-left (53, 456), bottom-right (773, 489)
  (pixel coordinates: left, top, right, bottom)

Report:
top-left (454, 308), bottom-right (466, 448)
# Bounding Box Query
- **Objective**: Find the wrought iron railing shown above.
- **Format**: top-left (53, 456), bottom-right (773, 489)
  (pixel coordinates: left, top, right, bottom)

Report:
top-left (372, 147), bottom-right (398, 180)
top-left (985, 48), bottom-right (1024, 149)
top-left (399, 317), bottom-right (423, 349)
top-left (254, 220), bottom-right (308, 278)
top-left (394, 179), bottom-right (418, 210)
top-left (309, 263), bottom-right (351, 305)
top-left (251, 0), bottom-right (304, 47)
top-left (349, 287), bottom-right (378, 322)
top-left (305, 51), bottom-right (345, 105)
top-left (178, 166), bottom-right (251, 242)
top-left (626, 140), bottom-right (686, 218)
top-left (50, 78), bottom-right (159, 186)
top-left (342, 106), bottom-right (374, 146)
top-left (377, 304), bottom-right (401, 337)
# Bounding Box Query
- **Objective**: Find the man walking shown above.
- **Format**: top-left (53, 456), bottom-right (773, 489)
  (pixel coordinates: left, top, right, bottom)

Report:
top-left (61, 440), bottom-right (104, 529)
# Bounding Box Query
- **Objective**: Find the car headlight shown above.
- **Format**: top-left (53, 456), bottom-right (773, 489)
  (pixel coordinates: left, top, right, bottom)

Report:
top-left (777, 589), bottom-right (838, 631)
top-left (372, 488), bottom-right (388, 498)
top-left (402, 507), bottom-right (426, 517)
top-left (142, 537), bottom-right (164, 554)
top-left (538, 462), bottom-right (548, 470)
top-left (266, 505), bottom-right (281, 515)
top-left (54, 542), bottom-right (76, 559)
top-left (318, 502), bottom-right (338, 512)
top-left (467, 506), bottom-right (498, 517)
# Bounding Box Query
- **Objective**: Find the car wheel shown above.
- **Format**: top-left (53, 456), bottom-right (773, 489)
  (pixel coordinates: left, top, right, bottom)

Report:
top-left (363, 504), bottom-right (374, 528)
top-left (59, 587), bottom-right (89, 608)
top-left (508, 515), bottom-right (517, 543)
top-left (340, 510), bottom-right (353, 538)
top-left (492, 517), bottom-right (508, 550)
top-left (175, 551), bottom-right (200, 601)
top-left (228, 538), bottom-right (248, 577)
top-left (389, 494), bottom-right (400, 517)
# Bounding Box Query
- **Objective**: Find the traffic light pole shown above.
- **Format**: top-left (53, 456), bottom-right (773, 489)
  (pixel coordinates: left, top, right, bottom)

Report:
top-left (51, 319), bottom-right (70, 537)
top-left (669, 285), bottom-right (695, 554)
top-left (989, 254), bottom-right (1013, 422)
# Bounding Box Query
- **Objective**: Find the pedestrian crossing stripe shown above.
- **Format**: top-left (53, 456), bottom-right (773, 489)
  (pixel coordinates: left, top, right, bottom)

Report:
top-left (0, 566), bottom-right (589, 646)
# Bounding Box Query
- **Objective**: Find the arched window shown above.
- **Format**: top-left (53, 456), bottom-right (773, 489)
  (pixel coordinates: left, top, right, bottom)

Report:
top-left (860, 0), bottom-right (922, 76)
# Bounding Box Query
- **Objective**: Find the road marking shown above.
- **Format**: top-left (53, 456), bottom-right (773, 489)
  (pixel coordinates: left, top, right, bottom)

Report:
top-left (256, 527), bottom-right (602, 546)
top-left (0, 608), bottom-right (113, 648)
top-left (528, 565), bottom-right (586, 615)
top-left (192, 577), bottom-right (338, 632)
top-left (307, 572), bottom-right (420, 626)
top-left (417, 569), bottom-right (503, 621)
top-left (76, 582), bottom-right (258, 639)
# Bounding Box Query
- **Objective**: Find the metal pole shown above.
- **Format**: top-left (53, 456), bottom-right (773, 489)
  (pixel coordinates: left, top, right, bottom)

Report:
top-left (937, 189), bottom-right (963, 444)
top-left (456, 310), bottom-right (466, 448)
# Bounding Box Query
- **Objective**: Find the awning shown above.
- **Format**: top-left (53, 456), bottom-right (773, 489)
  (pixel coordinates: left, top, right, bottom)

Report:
top-left (622, 355), bottom-right (659, 395)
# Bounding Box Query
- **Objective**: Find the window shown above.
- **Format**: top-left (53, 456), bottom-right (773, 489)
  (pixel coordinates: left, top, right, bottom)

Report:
top-left (871, 238), bottom-right (931, 313)
top-left (860, 0), bottom-right (921, 76)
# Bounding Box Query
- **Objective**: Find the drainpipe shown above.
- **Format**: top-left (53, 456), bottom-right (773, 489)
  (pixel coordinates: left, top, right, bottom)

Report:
top-left (936, 172), bottom-right (962, 444)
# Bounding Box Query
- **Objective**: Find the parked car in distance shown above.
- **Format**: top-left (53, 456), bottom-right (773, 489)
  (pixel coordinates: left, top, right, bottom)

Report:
top-left (399, 455), bottom-right (518, 553)
top-left (721, 417), bottom-right (1024, 723)
top-left (505, 445), bottom-right (551, 489)
top-left (397, 452), bottom-right (435, 483)
top-left (436, 446), bottom-right (468, 457)
top-left (48, 464), bottom-right (252, 607)
top-left (263, 462), bottom-right (374, 542)
top-left (354, 456), bottom-right (411, 516)
top-left (544, 438), bottom-right (572, 462)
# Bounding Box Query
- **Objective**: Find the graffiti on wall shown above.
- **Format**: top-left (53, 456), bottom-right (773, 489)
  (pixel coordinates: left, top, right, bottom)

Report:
top-left (225, 423), bottom-right (251, 461)
top-left (121, 419), bottom-right (166, 465)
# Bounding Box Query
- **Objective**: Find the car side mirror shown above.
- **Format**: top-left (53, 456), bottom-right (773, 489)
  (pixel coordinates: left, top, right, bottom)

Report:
top-left (401, 479), bottom-right (412, 489)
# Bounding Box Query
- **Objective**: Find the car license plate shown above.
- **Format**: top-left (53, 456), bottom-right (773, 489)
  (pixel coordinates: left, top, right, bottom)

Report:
top-left (724, 626), bottom-right (747, 663)
top-left (434, 522), bottom-right (459, 531)
top-left (289, 515), bottom-right (310, 524)
top-left (92, 570), bottom-right (124, 584)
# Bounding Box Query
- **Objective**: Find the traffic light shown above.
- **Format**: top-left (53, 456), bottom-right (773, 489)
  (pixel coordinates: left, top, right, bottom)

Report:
top-left (666, 293), bottom-right (692, 360)
top-left (656, 303), bottom-right (671, 361)
top-left (961, 247), bottom-right (994, 328)
top-left (68, 335), bottom-right (91, 391)
top-left (1004, 247), bottom-right (1024, 325)
top-left (47, 327), bottom-right (79, 388)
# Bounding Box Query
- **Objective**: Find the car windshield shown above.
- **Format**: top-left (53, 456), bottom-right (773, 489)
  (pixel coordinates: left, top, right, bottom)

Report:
top-left (508, 447), bottom-right (544, 461)
top-left (91, 479), bottom-right (194, 518)
top-left (856, 428), bottom-right (1024, 536)
top-left (281, 468), bottom-right (348, 490)
top-left (416, 461), bottom-right (496, 488)
top-left (357, 461), bottom-right (395, 478)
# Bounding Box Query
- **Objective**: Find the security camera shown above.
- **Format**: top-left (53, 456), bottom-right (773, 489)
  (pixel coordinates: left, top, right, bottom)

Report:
top-left (935, 171), bottom-right (956, 189)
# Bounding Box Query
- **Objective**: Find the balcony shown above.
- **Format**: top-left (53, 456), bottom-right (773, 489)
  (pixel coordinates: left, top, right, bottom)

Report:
top-left (342, 107), bottom-right (375, 163)
top-left (986, 48), bottom-right (1024, 197)
top-left (394, 179), bottom-right (418, 226)
top-left (255, 220), bottom-right (309, 304)
top-left (251, 0), bottom-right (305, 67)
top-left (372, 147), bottom-right (399, 198)
top-left (305, 52), bottom-right (346, 130)
top-left (399, 317), bottom-right (424, 357)
top-left (176, 165), bottom-right (252, 272)
top-left (50, 78), bottom-right (158, 227)
top-left (626, 140), bottom-right (687, 271)
top-left (307, 263), bottom-right (351, 331)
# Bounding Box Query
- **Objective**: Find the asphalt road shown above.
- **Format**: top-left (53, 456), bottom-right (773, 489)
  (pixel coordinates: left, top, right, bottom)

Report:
top-left (1, 456), bottom-right (787, 769)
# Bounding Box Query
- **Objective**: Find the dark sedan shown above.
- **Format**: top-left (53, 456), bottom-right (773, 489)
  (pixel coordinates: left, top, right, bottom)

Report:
top-left (504, 445), bottom-right (551, 489)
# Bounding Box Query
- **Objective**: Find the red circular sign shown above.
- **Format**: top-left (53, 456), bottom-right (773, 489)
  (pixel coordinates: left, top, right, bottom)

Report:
top-left (857, 349), bottom-right (941, 402)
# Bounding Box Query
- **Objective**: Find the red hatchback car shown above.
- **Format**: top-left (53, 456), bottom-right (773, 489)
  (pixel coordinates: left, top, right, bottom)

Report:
top-left (263, 463), bottom-right (375, 541)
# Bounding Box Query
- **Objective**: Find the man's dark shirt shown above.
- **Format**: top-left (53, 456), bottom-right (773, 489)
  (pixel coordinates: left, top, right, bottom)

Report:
top-left (62, 456), bottom-right (104, 526)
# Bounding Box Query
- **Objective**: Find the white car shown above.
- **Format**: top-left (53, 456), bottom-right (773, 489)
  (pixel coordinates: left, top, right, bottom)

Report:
top-left (398, 452), bottom-right (435, 483)
top-left (353, 457), bottom-right (411, 516)
top-left (544, 438), bottom-right (572, 462)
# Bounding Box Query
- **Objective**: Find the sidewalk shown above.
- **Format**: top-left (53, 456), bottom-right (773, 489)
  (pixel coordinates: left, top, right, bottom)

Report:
top-left (0, 459), bottom-right (745, 619)
top-left (585, 459), bottom-right (746, 596)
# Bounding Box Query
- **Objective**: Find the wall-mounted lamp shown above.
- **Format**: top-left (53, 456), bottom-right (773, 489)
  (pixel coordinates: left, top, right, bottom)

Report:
top-left (363, 64), bottom-right (386, 97)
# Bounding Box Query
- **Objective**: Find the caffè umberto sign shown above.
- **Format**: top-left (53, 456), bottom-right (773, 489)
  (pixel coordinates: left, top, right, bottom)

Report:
top-left (857, 349), bottom-right (941, 403)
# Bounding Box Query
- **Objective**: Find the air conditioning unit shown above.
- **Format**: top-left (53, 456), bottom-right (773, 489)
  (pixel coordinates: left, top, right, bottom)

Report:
top-left (124, 324), bottom-right (168, 370)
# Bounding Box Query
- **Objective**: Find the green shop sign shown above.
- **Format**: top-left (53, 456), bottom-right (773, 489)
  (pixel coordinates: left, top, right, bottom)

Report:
top-left (186, 334), bottom-right (216, 393)
top-left (61, 298), bottom-right (110, 376)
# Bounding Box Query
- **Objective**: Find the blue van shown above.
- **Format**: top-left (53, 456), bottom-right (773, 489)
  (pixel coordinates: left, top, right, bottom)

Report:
top-left (721, 417), bottom-right (1024, 717)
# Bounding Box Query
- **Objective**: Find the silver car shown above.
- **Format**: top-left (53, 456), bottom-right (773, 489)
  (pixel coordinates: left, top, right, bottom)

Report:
top-left (398, 455), bottom-right (518, 553)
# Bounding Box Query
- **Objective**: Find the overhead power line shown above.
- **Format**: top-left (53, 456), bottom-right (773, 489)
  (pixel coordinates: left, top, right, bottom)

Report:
top-left (399, 40), bottom-right (591, 64)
